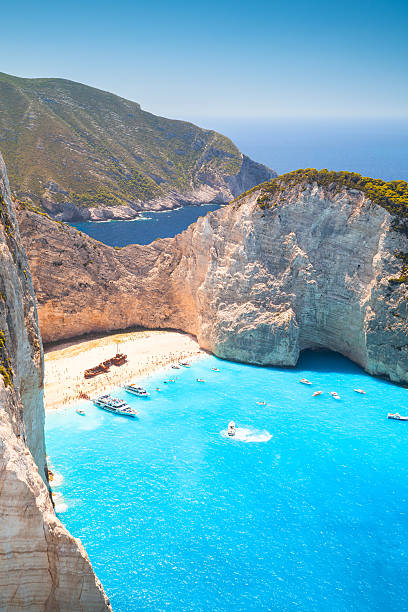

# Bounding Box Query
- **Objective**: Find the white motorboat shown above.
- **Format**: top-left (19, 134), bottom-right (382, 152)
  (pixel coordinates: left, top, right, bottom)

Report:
top-left (330, 391), bottom-right (341, 400)
top-left (93, 394), bottom-right (138, 417)
top-left (388, 413), bottom-right (408, 421)
top-left (227, 421), bottom-right (236, 437)
top-left (124, 384), bottom-right (150, 397)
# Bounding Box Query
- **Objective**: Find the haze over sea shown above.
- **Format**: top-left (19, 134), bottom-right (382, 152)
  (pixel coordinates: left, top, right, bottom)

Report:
top-left (197, 118), bottom-right (408, 181)
top-left (47, 352), bottom-right (408, 612)
top-left (72, 118), bottom-right (408, 247)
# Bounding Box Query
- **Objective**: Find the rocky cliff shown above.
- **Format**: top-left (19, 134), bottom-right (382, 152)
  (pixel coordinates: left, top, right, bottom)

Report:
top-left (18, 170), bottom-right (408, 385)
top-left (0, 154), bottom-right (111, 611)
top-left (0, 72), bottom-right (275, 221)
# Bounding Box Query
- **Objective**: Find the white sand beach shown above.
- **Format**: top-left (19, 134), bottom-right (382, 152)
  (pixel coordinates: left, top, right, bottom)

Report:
top-left (44, 330), bottom-right (205, 410)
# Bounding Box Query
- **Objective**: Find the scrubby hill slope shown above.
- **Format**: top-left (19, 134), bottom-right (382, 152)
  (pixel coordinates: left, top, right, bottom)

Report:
top-left (0, 72), bottom-right (275, 220)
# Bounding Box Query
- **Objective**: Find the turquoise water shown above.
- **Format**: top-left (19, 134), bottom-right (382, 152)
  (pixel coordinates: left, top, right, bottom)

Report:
top-left (46, 351), bottom-right (408, 611)
top-left (71, 203), bottom-right (221, 247)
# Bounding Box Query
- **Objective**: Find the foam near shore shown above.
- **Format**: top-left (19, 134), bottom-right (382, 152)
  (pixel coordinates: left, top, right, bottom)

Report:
top-left (44, 330), bottom-right (205, 410)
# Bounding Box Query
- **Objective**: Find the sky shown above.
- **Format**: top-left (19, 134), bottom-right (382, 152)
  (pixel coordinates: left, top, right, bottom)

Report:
top-left (2, 0), bottom-right (408, 120)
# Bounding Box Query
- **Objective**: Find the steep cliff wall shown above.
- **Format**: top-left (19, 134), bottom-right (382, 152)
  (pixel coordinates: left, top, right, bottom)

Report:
top-left (18, 172), bottom-right (408, 385)
top-left (0, 154), bottom-right (111, 611)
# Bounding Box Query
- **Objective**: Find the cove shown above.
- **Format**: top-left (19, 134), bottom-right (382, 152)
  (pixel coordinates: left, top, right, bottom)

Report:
top-left (70, 203), bottom-right (222, 247)
top-left (45, 351), bottom-right (408, 611)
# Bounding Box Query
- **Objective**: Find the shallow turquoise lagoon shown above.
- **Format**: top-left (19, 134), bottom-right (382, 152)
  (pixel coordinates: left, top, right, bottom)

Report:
top-left (46, 351), bottom-right (408, 611)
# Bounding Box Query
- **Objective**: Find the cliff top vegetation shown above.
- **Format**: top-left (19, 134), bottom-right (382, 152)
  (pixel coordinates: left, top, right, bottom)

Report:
top-left (236, 168), bottom-right (408, 220)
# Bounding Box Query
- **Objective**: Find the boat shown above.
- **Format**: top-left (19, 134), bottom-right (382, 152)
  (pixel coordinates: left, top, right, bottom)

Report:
top-left (257, 401), bottom-right (267, 405)
top-left (124, 383), bottom-right (149, 397)
top-left (111, 352), bottom-right (127, 366)
top-left (84, 363), bottom-right (109, 378)
top-left (93, 394), bottom-right (138, 417)
top-left (76, 409), bottom-right (86, 416)
top-left (179, 362), bottom-right (191, 367)
top-left (330, 391), bottom-right (341, 399)
top-left (312, 391), bottom-right (323, 397)
top-left (354, 389), bottom-right (366, 394)
top-left (212, 368), bottom-right (220, 372)
top-left (227, 421), bottom-right (236, 437)
top-left (388, 413), bottom-right (408, 421)
top-left (197, 378), bottom-right (205, 382)
top-left (103, 353), bottom-right (127, 368)
top-left (300, 379), bottom-right (312, 385)
top-left (172, 365), bottom-right (180, 369)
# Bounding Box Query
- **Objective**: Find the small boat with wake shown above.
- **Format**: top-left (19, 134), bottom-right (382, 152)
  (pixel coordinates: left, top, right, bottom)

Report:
top-left (172, 365), bottom-right (181, 369)
top-left (124, 383), bottom-right (150, 397)
top-left (227, 421), bottom-right (236, 437)
top-left (388, 413), bottom-right (408, 421)
top-left (354, 389), bottom-right (366, 394)
top-left (312, 391), bottom-right (323, 397)
top-left (179, 362), bottom-right (191, 368)
top-left (76, 409), bottom-right (86, 416)
top-left (300, 378), bottom-right (312, 385)
top-left (212, 368), bottom-right (220, 372)
top-left (93, 394), bottom-right (137, 417)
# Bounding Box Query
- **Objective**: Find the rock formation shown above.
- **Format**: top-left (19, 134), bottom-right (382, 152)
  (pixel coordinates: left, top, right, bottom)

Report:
top-left (0, 153), bottom-right (111, 611)
top-left (18, 170), bottom-right (408, 385)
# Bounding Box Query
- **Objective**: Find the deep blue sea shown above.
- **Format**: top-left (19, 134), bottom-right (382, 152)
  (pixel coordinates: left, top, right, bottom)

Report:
top-left (194, 118), bottom-right (408, 181)
top-left (46, 351), bottom-right (408, 612)
top-left (71, 204), bottom-right (221, 247)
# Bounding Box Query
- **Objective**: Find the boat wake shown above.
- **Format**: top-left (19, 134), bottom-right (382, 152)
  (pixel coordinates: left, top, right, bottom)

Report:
top-left (221, 427), bottom-right (272, 443)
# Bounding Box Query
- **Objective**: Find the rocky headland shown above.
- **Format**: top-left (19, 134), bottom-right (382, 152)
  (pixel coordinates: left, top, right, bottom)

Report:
top-left (18, 169), bottom-right (408, 385)
top-left (0, 153), bottom-right (111, 611)
top-left (0, 72), bottom-right (275, 221)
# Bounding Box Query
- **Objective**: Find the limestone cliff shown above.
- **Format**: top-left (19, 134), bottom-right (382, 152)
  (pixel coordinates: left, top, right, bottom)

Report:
top-left (0, 154), bottom-right (111, 611)
top-left (18, 171), bottom-right (408, 385)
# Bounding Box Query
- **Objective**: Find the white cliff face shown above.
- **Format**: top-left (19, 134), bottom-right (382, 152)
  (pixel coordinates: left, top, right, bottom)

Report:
top-left (0, 154), bottom-right (111, 611)
top-left (180, 185), bottom-right (408, 385)
top-left (18, 179), bottom-right (408, 385)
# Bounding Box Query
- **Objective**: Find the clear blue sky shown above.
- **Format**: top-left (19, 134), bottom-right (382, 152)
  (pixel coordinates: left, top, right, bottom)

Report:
top-left (3, 0), bottom-right (408, 120)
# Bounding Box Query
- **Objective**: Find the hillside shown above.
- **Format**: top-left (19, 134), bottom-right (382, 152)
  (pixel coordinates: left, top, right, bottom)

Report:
top-left (0, 72), bottom-right (275, 220)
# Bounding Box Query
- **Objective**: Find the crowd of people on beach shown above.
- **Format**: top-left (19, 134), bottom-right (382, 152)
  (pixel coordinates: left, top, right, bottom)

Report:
top-left (44, 333), bottom-right (205, 410)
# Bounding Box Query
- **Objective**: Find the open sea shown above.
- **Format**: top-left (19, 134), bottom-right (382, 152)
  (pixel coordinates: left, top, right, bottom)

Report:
top-left (46, 351), bottom-right (408, 612)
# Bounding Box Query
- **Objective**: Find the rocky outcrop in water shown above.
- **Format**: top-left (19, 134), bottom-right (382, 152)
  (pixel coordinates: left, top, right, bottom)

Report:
top-left (18, 171), bottom-right (408, 385)
top-left (0, 153), bottom-right (111, 611)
